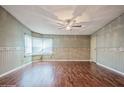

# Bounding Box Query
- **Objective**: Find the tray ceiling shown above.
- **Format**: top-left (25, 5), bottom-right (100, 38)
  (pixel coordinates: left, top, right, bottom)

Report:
top-left (2, 5), bottom-right (124, 35)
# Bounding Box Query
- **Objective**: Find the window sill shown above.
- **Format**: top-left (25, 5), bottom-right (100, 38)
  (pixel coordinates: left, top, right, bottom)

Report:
top-left (32, 53), bottom-right (53, 56)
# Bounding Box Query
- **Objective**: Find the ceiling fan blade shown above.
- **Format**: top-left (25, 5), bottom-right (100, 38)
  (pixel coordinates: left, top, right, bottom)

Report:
top-left (57, 22), bottom-right (65, 26)
top-left (74, 22), bottom-right (91, 25)
top-left (58, 25), bottom-right (65, 27)
top-left (72, 25), bottom-right (82, 27)
top-left (58, 27), bottom-right (65, 29)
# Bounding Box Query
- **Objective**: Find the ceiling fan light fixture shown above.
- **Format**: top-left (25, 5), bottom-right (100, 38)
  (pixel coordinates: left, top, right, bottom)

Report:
top-left (66, 26), bottom-right (71, 30)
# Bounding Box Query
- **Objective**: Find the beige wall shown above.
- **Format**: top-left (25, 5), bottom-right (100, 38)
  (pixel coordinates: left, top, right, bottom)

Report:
top-left (91, 13), bottom-right (124, 73)
top-left (32, 32), bottom-right (90, 61)
top-left (0, 7), bottom-right (32, 75)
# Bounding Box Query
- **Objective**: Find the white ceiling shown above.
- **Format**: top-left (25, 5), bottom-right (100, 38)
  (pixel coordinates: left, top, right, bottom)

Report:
top-left (2, 5), bottom-right (124, 35)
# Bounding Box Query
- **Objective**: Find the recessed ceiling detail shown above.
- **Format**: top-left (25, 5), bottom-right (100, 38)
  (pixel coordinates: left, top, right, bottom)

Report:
top-left (2, 5), bottom-right (124, 35)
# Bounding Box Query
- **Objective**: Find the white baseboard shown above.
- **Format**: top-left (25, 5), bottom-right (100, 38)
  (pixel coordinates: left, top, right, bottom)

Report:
top-left (33, 60), bottom-right (91, 62)
top-left (97, 63), bottom-right (124, 76)
top-left (0, 62), bottom-right (32, 78)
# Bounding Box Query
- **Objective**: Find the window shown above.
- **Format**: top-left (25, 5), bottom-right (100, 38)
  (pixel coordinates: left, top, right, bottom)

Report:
top-left (24, 34), bottom-right (32, 56)
top-left (42, 38), bottom-right (53, 55)
top-left (32, 37), bottom-right (42, 55)
top-left (32, 37), bottom-right (53, 55)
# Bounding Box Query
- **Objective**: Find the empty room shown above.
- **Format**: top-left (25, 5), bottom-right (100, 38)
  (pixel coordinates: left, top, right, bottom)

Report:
top-left (0, 5), bottom-right (124, 87)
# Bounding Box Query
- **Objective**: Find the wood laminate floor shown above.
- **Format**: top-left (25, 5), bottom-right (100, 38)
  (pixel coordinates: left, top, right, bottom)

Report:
top-left (0, 62), bottom-right (124, 87)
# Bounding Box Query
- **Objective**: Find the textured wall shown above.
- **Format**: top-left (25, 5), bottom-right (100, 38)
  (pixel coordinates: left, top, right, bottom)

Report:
top-left (91, 13), bottom-right (124, 73)
top-left (0, 7), bottom-right (32, 75)
top-left (32, 33), bottom-right (90, 61)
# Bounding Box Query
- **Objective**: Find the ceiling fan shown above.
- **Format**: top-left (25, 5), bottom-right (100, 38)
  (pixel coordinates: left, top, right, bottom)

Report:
top-left (38, 6), bottom-right (91, 31)
top-left (57, 19), bottom-right (86, 31)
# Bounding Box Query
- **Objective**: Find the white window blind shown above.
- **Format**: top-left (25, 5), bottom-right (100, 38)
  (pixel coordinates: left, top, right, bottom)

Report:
top-left (32, 37), bottom-right (42, 55)
top-left (24, 34), bottom-right (32, 56)
top-left (32, 37), bottom-right (53, 55)
top-left (42, 38), bottom-right (53, 55)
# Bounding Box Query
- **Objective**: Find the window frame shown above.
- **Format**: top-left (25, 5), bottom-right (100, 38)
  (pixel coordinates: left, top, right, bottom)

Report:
top-left (32, 37), bottom-right (43, 56)
top-left (24, 34), bottom-right (32, 56)
top-left (32, 37), bottom-right (53, 56)
top-left (42, 38), bottom-right (53, 55)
